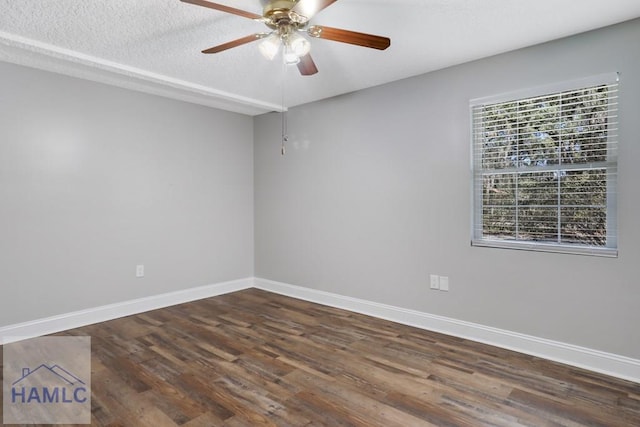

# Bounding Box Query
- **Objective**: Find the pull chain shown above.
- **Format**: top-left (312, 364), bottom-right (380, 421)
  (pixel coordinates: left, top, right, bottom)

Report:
top-left (281, 108), bottom-right (287, 155)
top-left (281, 57), bottom-right (287, 156)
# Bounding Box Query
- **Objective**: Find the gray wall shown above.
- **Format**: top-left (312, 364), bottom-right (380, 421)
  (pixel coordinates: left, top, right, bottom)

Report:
top-left (0, 62), bottom-right (254, 326)
top-left (254, 19), bottom-right (640, 359)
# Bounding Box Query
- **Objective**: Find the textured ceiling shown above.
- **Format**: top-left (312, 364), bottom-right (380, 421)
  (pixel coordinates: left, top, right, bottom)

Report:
top-left (1, 0), bottom-right (640, 115)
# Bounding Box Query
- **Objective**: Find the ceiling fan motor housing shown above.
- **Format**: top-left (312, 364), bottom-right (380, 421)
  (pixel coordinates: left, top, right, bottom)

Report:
top-left (264, 0), bottom-right (306, 29)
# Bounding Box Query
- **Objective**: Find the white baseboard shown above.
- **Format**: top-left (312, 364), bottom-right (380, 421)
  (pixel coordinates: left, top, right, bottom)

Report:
top-left (0, 277), bottom-right (253, 345)
top-left (3, 276), bottom-right (638, 383)
top-left (254, 277), bottom-right (640, 384)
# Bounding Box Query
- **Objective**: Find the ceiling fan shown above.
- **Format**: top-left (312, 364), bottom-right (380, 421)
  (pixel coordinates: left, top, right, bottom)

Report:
top-left (180, 0), bottom-right (391, 76)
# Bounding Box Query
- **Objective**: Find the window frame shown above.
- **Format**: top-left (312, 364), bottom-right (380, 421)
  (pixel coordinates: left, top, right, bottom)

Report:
top-left (470, 73), bottom-right (619, 257)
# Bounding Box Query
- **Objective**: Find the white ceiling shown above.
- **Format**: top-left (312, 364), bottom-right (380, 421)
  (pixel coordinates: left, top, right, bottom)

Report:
top-left (1, 0), bottom-right (639, 116)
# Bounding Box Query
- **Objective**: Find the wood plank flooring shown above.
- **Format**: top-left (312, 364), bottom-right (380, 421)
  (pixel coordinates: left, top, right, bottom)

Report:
top-left (1, 288), bottom-right (639, 426)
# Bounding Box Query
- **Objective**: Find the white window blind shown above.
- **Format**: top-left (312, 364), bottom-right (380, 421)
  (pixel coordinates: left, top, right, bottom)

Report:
top-left (471, 73), bottom-right (618, 256)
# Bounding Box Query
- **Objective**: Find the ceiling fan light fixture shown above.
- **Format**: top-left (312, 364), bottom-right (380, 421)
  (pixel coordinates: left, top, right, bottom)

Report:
top-left (283, 44), bottom-right (301, 64)
top-left (288, 32), bottom-right (311, 57)
top-left (258, 33), bottom-right (281, 60)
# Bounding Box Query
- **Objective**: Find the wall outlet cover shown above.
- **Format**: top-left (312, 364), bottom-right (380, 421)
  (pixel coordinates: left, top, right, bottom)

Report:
top-left (439, 276), bottom-right (449, 291)
top-left (430, 274), bottom-right (439, 290)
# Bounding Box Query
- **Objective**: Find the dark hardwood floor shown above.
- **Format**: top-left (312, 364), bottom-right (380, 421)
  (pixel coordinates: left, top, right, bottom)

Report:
top-left (1, 288), bottom-right (639, 426)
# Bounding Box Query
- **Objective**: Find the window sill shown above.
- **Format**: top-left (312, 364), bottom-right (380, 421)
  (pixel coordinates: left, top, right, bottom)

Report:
top-left (471, 239), bottom-right (618, 258)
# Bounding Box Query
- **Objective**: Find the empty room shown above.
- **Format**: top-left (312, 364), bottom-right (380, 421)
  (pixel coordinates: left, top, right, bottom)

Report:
top-left (1, 0), bottom-right (639, 425)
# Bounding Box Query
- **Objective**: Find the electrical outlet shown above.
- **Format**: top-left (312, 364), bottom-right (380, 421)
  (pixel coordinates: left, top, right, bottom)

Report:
top-left (136, 265), bottom-right (144, 278)
top-left (439, 276), bottom-right (449, 291)
top-left (430, 274), bottom-right (439, 290)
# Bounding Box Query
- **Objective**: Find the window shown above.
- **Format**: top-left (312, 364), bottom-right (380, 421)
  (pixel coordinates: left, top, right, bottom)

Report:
top-left (471, 74), bottom-right (618, 256)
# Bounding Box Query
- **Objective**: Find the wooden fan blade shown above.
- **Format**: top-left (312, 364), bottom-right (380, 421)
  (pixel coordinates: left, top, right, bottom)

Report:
top-left (290, 0), bottom-right (338, 21)
top-left (297, 54), bottom-right (318, 76)
top-left (202, 34), bottom-right (264, 54)
top-left (180, 0), bottom-right (263, 20)
top-left (308, 25), bottom-right (390, 50)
